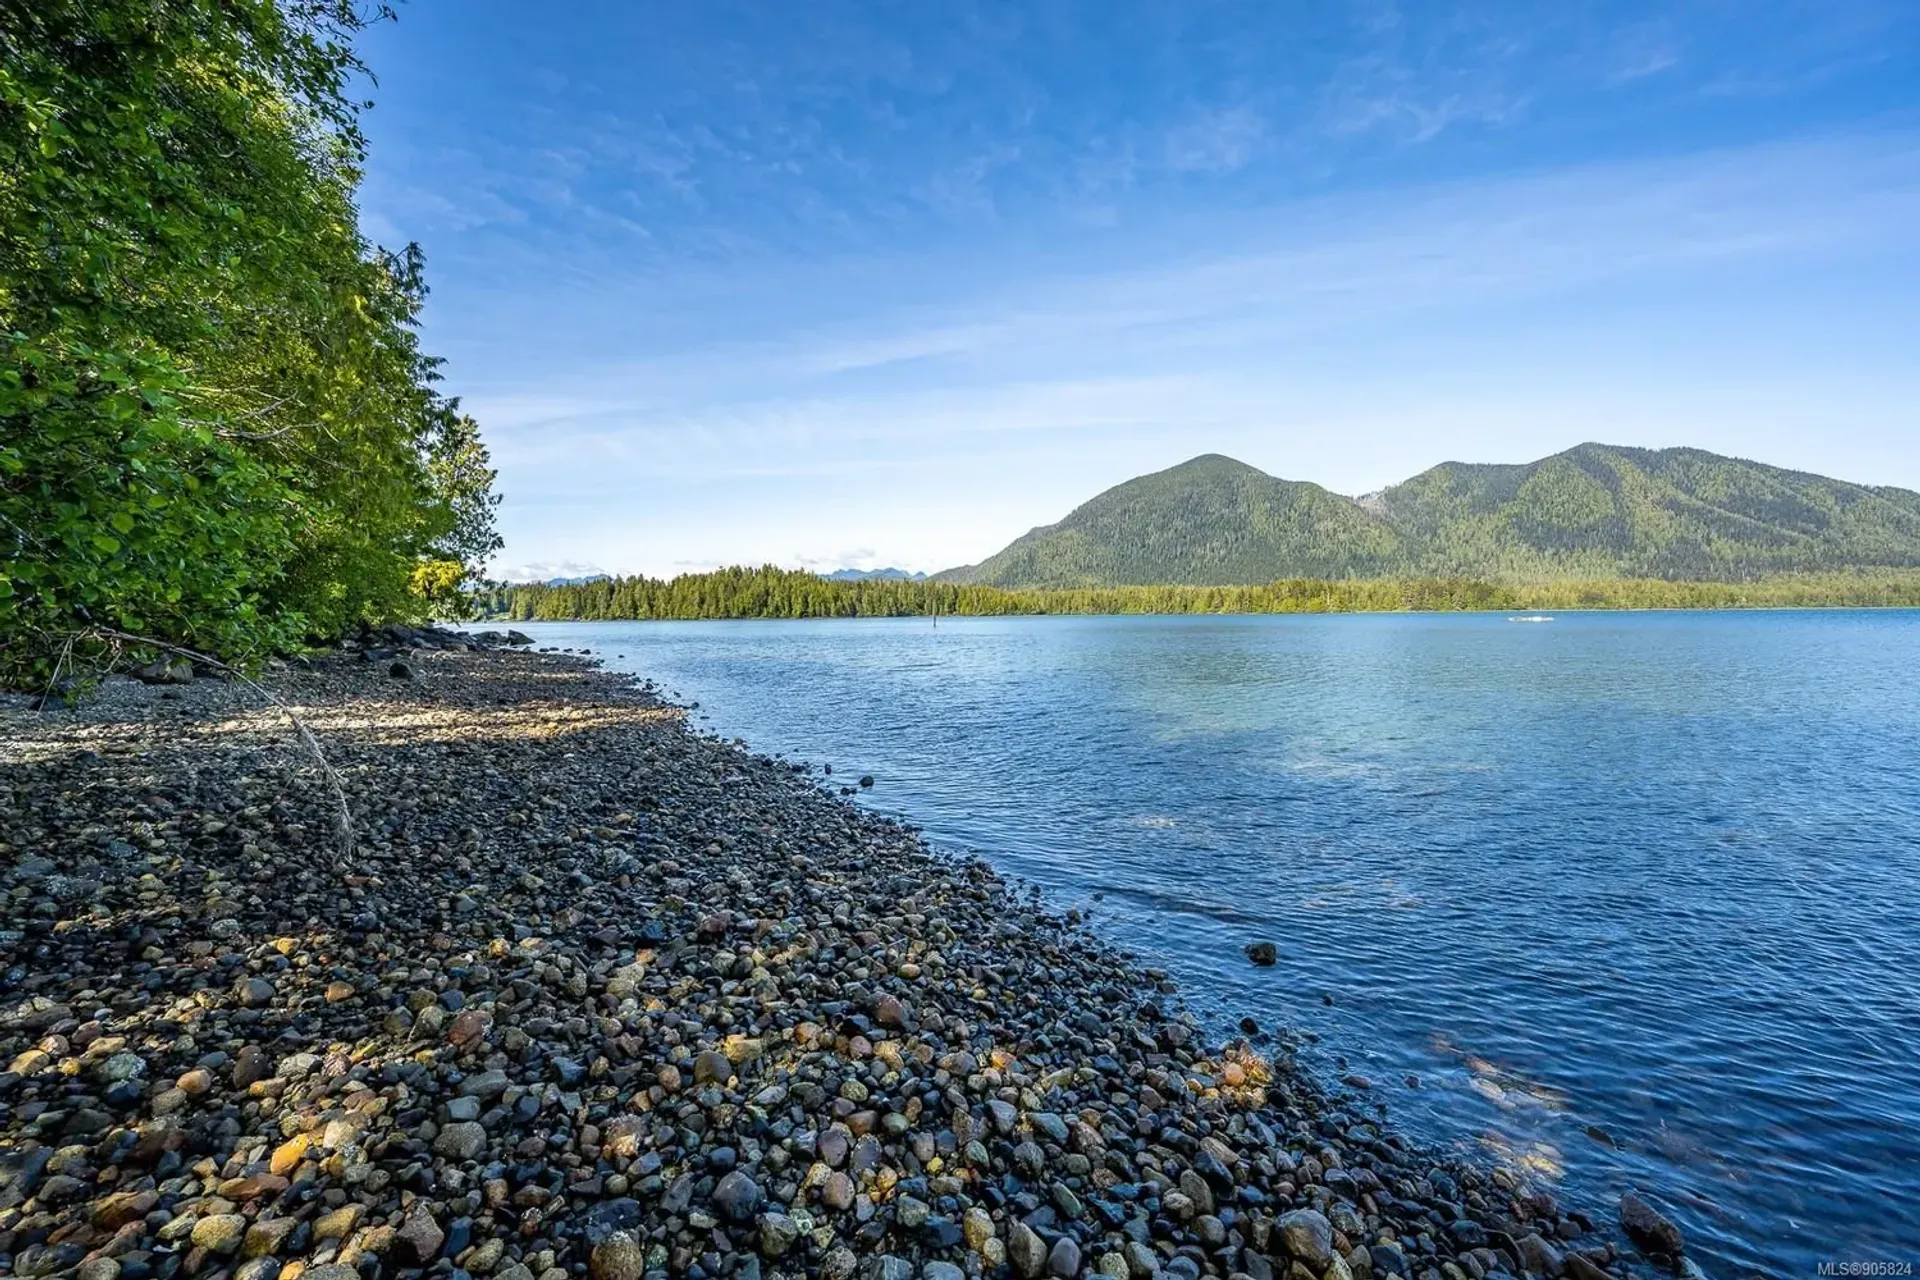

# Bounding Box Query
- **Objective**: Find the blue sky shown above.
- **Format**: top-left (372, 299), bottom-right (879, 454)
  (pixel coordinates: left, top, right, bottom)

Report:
top-left (356, 1), bottom-right (1920, 580)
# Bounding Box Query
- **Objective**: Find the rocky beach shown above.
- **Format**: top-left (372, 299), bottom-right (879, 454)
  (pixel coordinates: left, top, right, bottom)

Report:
top-left (1, 638), bottom-right (1691, 1280)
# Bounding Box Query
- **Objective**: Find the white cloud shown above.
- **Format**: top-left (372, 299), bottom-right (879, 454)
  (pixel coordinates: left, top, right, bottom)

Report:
top-left (475, 128), bottom-right (1920, 454)
top-left (493, 558), bottom-right (610, 583)
top-left (1163, 106), bottom-right (1267, 174)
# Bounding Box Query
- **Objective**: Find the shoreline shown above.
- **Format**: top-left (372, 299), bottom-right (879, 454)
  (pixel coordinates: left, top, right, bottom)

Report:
top-left (492, 605), bottom-right (1920, 623)
top-left (2, 641), bottom-right (1686, 1280)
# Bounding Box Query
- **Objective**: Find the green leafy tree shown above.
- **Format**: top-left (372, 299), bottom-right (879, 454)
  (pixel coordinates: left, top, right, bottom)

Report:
top-left (0, 0), bottom-right (497, 684)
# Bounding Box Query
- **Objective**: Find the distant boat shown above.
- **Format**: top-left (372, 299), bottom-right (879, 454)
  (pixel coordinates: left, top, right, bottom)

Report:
top-left (1508, 615), bottom-right (1555, 623)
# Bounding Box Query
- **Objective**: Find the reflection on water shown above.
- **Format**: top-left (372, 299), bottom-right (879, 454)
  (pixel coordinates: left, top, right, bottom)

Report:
top-left (503, 611), bottom-right (1920, 1276)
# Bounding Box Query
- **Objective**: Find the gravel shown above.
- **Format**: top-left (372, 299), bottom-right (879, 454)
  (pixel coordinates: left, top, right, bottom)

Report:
top-left (0, 633), bottom-right (1662, 1280)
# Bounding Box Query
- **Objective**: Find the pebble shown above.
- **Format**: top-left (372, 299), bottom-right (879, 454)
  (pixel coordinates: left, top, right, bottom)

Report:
top-left (434, 1120), bottom-right (488, 1159)
top-left (396, 1204), bottom-right (446, 1264)
top-left (590, 1233), bottom-right (646, 1280)
top-left (1277, 1208), bottom-right (1334, 1269)
top-left (190, 1214), bottom-right (247, 1255)
top-left (1009, 1222), bottom-right (1048, 1278)
top-left (759, 1211), bottom-right (801, 1257)
top-left (0, 637), bottom-right (1647, 1280)
top-left (713, 1169), bottom-right (763, 1222)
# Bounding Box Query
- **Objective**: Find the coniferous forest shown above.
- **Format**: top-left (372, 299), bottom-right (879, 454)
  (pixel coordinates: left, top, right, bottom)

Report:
top-left (481, 565), bottom-right (1920, 622)
top-left (0, 1), bottom-right (499, 685)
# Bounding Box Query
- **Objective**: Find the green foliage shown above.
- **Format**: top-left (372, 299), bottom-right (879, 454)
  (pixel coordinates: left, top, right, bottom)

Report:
top-left (942, 447), bottom-right (1920, 589)
top-left (944, 454), bottom-right (1403, 588)
top-left (1371, 444), bottom-right (1920, 580)
top-left (0, 0), bottom-right (498, 685)
top-left (479, 565), bottom-right (1920, 623)
top-left (0, 336), bottom-right (299, 657)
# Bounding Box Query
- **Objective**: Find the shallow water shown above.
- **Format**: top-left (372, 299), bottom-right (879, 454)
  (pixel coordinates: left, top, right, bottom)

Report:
top-left (499, 611), bottom-right (1920, 1276)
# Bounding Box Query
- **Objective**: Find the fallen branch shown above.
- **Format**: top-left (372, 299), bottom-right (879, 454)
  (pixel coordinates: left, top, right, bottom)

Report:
top-left (37, 629), bottom-right (79, 710)
top-left (76, 629), bottom-right (357, 868)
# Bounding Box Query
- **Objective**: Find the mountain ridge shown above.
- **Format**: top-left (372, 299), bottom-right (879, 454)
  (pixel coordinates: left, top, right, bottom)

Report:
top-left (937, 444), bottom-right (1920, 587)
top-left (822, 567), bottom-right (928, 582)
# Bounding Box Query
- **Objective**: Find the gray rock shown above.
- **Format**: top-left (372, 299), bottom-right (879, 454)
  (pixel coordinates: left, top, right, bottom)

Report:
top-left (459, 1068), bottom-right (510, 1098)
top-left (1276, 1209), bottom-right (1334, 1269)
top-left (713, 1169), bottom-right (763, 1222)
top-left (759, 1211), bottom-right (800, 1257)
top-left (1619, 1192), bottom-right (1684, 1258)
top-left (433, 1120), bottom-right (487, 1160)
top-left (395, 1205), bottom-right (445, 1264)
top-left (1369, 1240), bottom-right (1409, 1277)
top-left (895, 1194), bottom-right (930, 1229)
top-left (1516, 1233), bottom-right (1563, 1276)
top-left (1008, 1222), bottom-right (1048, 1279)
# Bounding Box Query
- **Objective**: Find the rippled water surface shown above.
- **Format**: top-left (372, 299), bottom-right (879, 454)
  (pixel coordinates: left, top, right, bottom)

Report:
top-left (503, 612), bottom-right (1920, 1276)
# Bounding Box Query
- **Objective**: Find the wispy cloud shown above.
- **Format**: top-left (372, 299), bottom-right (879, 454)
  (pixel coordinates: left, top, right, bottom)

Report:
top-left (475, 130), bottom-right (1920, 427)
top-left (355, 0), bottom-right (1920, 576)
top-left (494, 558), bottom-right (609, 582)
top-left (1163, 105), bottom-right (1267, 173)
top-left (1603, 20), bottom-right (1681, 87)
top-left (1317, 54), bottom-right (1529, 144)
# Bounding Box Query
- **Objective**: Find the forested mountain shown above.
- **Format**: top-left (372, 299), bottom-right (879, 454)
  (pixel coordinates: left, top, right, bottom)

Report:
top-left (940, 455), bottom-right (1403, 588)
top-left (941, 446), bottom-right (1920, 587)
top-left (1373, 444), bottom-right (1920, 579)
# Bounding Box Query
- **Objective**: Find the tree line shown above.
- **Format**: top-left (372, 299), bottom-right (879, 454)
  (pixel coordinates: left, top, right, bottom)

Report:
top-left (1, 0), bottom-right (499, 685)
top-left (476, 565), bottom-right (1920, 622)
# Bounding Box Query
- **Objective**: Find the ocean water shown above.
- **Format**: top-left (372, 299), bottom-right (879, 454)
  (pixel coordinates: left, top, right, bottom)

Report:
top-left (498, 612), bottom-right (1920, 1276)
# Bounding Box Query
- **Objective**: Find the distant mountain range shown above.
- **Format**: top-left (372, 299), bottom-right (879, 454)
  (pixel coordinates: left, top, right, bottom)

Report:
top-left (822, 567), bottom-right (928, 582)
top-left (937, 445), bottom-right (1920, 587)
top-left (547, 574), bottom-right (612, 587)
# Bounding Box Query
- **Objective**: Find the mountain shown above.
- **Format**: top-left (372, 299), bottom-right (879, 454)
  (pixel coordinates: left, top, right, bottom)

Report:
top-left (940, 455), bottom-right (1403, 588)
top-left (822, 567), bottom-right (928, 582)
top-left (939, 445), bottom-right (1920, 587)
top-left (1374, 444), bottom-right (1920, 579)
top-left (547, 574), bottom-right (611, 587)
